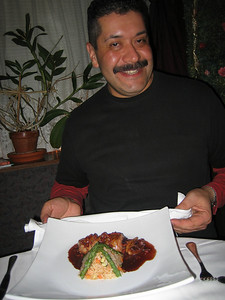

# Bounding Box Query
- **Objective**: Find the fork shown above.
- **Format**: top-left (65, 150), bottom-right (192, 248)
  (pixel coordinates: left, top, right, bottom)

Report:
top-left (186, 242), bottom-right (214, 280)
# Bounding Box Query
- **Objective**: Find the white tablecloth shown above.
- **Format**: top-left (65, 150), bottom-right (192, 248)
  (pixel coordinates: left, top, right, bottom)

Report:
top-left (1, 237), bottom-right (225, 300)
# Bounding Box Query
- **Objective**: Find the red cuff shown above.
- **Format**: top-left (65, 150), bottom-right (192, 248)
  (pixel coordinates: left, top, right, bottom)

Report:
top-left (206, 167), bottom-right (225, 214)
top-left (50, 181), bottom-right (89, 215)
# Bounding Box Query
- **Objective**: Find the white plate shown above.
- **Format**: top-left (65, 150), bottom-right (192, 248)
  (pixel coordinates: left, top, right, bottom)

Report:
top-left (8, 207), bottom-right (194, 300)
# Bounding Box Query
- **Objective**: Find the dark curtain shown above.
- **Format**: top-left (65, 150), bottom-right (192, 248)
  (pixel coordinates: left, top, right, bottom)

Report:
top-left (148, 0), bottom-right (188, 76)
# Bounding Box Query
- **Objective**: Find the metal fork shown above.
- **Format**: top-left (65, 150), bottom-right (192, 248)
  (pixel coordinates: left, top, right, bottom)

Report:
top-left (186, 242), bottom-right (214, 280)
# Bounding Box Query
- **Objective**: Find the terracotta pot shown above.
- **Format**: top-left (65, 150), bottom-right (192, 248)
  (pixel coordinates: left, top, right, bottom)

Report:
top-left (9, 130), bottom-right (39, 154)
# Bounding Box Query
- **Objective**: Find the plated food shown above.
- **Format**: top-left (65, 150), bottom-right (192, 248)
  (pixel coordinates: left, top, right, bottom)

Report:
top-left (68, 231), bottom-right (156, 280)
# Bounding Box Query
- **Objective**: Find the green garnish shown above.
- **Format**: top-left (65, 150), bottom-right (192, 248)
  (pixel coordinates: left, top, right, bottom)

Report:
top-left (79, 243), bottom-right (122, 279)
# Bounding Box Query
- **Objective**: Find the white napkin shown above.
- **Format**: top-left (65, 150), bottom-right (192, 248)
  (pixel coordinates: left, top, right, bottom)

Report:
top-left (169, 192), bottom-right (192, 219)
top-left (24, 219), bottom-right (46, 249)
top-left (177, 191), bottom-right (186, 205)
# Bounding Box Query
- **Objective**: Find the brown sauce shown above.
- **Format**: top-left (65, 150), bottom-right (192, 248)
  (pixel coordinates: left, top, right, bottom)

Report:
top-left (122, 241), bottom-right (156, 272)
top-left (68, 244), bottom-right (84, 269)
top-left (68, 237), bottom-right (156, 273)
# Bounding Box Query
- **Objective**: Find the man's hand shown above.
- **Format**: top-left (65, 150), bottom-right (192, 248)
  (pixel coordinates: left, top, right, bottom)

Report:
top-left (171, 188), bottom-right (212, 234)
top-left (40, 197), bottom-right (81, 224)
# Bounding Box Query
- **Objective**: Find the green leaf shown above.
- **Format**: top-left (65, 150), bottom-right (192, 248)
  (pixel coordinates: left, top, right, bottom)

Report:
top-left (50, 116), bottom-right (68, 148)
top-left (9, 76), bottom-right (19, 85)
top-left (16, 29), bottom-right (25, 37)
top-left (32, 36), bottom-right (37, 52)
top-left (68, 97), bottom-right (83, 103)
top-left (12, 38), bottom-right (27, 47)
top-left (0, 75), bottom-right (9, 80)
top-left (32, 33), bottom-right (47, 52)
top-left (53, 50), bottom-right (64, 60)
top-left (5, 60), bottom-right (21, 70)
top-left (22, 71), bottom-right (37, 78)
top-left (34, 25), bottom-right (45, 32)
top-left (40, 109), bottom-right (69, 126)
top-left (45, 55), bottom-right (55, 70)
top-left (4, 31), bottom-right (21, 38)
top-left (54, 56), bottom-right (67, 67)
top-left (44, 69), bottom-right (51, 81)
top-left (10, 35), bottom-right (24, 41)
top-left (27, 27), bottom-right (35, 42)
top-left (23, 60), bottom-right (36, 70)
top-left (71, 71), bottom-right (77, 90)
top-left (82, 82), bottom-right (104, 90)
top-left (0, 75), bottom-right (17, 81)
top-left (5, 63), bottom-right (21, 75)
top-left (34, 75), bottom-right (43, 82)
top-left (15, 60), bottom-right (22, 70)
top-left (53, 67), bottom-right (66, 76)
top-left (87, 72), bottom-right (103, 83)
top-left (37, 43), bottom-right (50, 62)
top-left (83, 62), bottom-right (92, 83)
top-left (25, 13), bottom-right (30, 34)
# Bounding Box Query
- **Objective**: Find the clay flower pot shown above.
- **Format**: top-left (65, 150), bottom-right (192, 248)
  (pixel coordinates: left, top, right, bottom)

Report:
top-left (9, 130), bottom-right (39, 154)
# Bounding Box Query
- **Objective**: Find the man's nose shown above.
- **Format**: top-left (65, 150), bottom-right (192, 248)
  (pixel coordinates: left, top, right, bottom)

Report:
top-left (123, 43), bottom-right (140, 63)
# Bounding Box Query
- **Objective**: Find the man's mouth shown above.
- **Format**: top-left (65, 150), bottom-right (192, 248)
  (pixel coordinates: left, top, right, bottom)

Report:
top-left (113, 60), bottom-right (148, 74)
top-left (124, 69), bottom-right (139, 75)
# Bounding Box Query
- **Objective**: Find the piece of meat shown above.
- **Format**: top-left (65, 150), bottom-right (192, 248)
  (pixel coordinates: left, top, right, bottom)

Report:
top-left (98, 232), bottom-right (125, 253)
top-left (124, 238), bottom-right (152, 255)
top-left (78, 233), bottom-right (99, 254)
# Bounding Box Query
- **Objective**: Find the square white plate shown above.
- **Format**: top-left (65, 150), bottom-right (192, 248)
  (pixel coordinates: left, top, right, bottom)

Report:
top-left (8, 207), bottom-right (194, 299)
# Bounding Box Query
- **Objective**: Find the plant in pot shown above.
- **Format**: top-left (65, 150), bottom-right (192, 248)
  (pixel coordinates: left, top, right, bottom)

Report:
top-left (0, 13), bottom-right (104, 163)
top-left (0, 69), bottom-right (47, 156)
top-left (0, 13), bottom-right (66, 161)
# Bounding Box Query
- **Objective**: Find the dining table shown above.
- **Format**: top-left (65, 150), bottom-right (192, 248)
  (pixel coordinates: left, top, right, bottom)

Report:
top-left (1, 236), bottom-right (225, 300)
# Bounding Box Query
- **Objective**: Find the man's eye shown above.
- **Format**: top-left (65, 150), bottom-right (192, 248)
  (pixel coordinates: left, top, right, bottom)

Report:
top-left (137, 38), bottom-right (146, 44)
top-left (110, 42), bottom-right (119, 48)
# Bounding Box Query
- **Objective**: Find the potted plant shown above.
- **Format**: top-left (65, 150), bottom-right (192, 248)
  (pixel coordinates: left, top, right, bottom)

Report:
top-left (0, 13), bottom-right (104, 161)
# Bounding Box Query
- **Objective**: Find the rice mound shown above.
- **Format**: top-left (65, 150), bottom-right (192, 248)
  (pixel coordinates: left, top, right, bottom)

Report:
top-left (80, 244), bottom-right (123, 280)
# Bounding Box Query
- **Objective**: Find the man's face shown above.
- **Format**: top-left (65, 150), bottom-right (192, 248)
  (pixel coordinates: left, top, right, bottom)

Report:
top-left (87, 11), bottom-right (154, 98)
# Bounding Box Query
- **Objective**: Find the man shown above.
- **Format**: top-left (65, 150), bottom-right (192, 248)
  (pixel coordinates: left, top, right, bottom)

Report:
top-left (41, 0), bottom-right (225, 238)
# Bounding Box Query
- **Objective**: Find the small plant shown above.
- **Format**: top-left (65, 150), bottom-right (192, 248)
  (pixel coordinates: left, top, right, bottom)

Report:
top-left (0, 13), bottom-right (66, 132)
top-left (0, 13), bottom-right (104, 148)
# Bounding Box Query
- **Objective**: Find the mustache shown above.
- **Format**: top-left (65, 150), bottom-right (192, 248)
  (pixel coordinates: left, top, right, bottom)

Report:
top-left (113, 60), bottom-right (148, 74)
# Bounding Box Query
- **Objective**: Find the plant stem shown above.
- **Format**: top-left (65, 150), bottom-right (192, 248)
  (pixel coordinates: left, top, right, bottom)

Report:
top-left (16, 75), bottom-right (22, 124)
top-left (53, 87), bottom-right (82, 109)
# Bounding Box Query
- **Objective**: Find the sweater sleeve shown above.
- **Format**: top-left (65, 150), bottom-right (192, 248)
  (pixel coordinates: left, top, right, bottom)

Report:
top-left (205, 167), bottom-right (225, 214)
top-left (50, 180), bottom-right (89, 215)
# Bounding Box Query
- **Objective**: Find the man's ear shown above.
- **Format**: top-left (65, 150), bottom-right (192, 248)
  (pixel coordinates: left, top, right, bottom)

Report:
top-left (86, 42), bottom-right (99, 68)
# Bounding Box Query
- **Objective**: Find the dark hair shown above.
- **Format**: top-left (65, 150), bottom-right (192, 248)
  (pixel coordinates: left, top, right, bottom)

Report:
top-left (87, 0), bottom-right (150, 49)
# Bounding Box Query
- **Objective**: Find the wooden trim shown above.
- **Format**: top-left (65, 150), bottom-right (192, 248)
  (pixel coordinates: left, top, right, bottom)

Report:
top-left (0, 151), bottom-right (59, 173)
